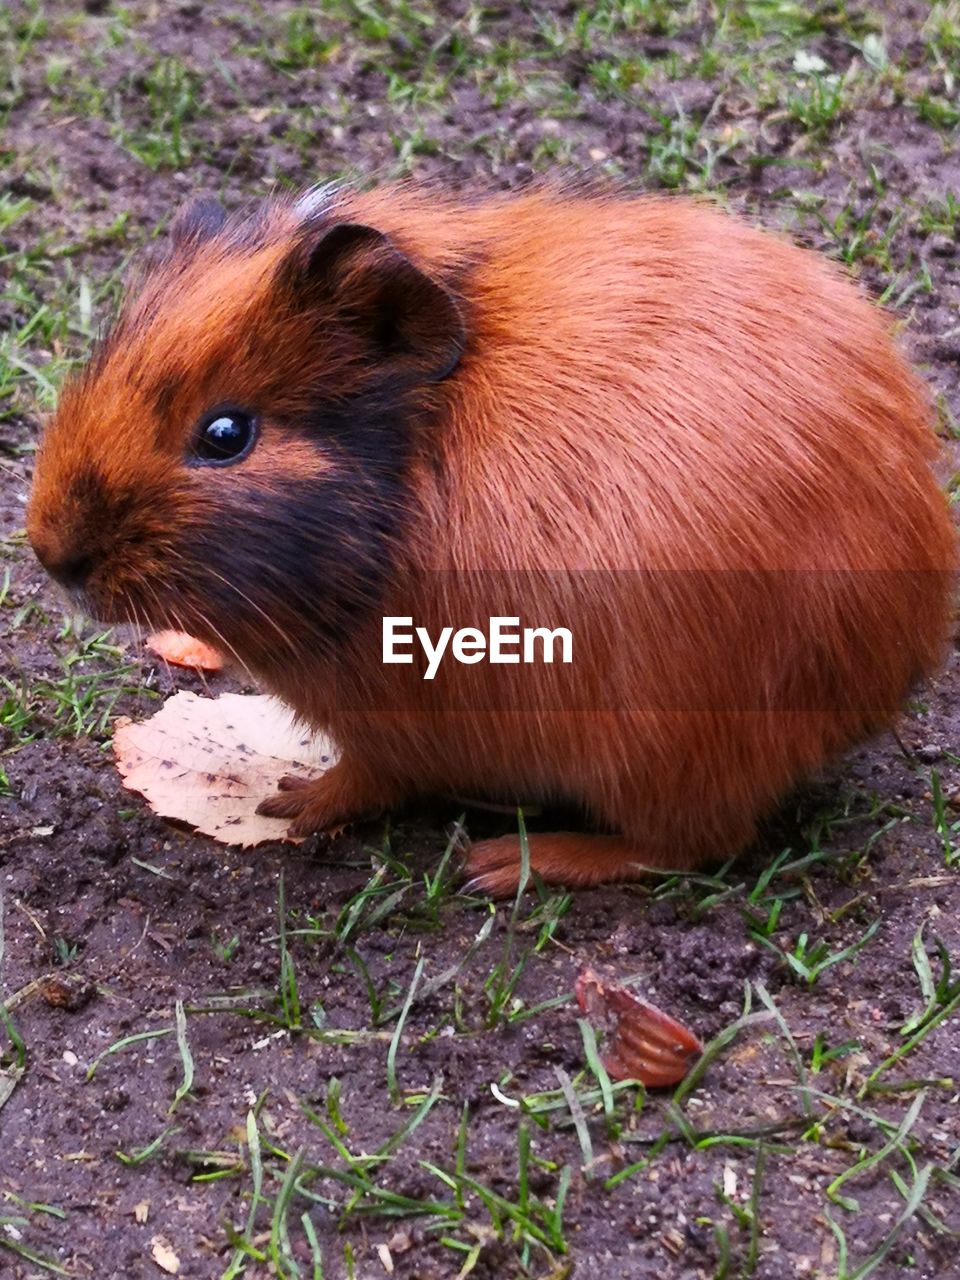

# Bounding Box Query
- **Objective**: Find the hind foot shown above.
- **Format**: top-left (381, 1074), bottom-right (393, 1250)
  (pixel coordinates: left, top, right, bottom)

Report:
top-left (464, 832), bottom-right (670, 898)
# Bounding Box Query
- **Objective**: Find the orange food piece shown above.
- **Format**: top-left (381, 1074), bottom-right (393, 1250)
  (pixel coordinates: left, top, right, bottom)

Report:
top-left (146, 630), bottom-right (224, 671)
top-left (576, 966), bottom-right (702, 1088)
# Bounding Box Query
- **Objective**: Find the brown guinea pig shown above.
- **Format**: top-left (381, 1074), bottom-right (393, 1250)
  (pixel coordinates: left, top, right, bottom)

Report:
top-left (26, 185), bottom-right (956, 895)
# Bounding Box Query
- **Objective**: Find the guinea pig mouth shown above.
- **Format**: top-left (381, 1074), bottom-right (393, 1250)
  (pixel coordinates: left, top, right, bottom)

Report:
top-left (29, 528), bottom-right (146, 628)
top-left (69, 580), bottom-right (144, 629)
top-left (84, 571), bottom-right (226, 653)
top-left (68, 565), bottom-right (173, 633)
top-left (63, 584), bottom-right (98, 620)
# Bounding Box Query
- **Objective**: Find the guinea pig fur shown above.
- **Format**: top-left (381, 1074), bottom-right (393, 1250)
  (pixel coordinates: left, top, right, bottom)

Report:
top-left (26, 185), bottom-right (956, 895)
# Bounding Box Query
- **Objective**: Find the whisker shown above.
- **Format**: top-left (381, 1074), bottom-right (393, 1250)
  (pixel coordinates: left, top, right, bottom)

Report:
top-left (192, 610), bottom-right (248, 678)
top-left (134, 578), bottom-right (175, 690)
top-left (172, 599), bottom-right (247, 692)
top-left (200, 564), bottom-right (299, 658)
top-left (121, 543), bottom-right (301, 677)
top-left (161, 573), bottom-right (252, 681)
top-left (166, 599), bottom-right (213, 699)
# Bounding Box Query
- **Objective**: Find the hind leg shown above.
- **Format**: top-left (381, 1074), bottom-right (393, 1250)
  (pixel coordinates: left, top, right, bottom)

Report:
top-left (464, 831), bottom-right (692, 898)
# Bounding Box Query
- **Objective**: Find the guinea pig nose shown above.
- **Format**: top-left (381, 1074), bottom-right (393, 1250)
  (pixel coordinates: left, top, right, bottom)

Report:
top-left (37, 546), bottom-right (96, 589)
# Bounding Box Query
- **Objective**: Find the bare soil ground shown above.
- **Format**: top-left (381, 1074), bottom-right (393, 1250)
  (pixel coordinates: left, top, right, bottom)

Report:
top-left (1, 2), bottom-right (959, 1278)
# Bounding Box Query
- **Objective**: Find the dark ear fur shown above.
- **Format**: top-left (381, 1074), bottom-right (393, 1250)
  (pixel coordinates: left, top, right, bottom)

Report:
top-left (169, 197), bottom-right (227, 250)
top-left (294, 222), bottom-right (464, 384)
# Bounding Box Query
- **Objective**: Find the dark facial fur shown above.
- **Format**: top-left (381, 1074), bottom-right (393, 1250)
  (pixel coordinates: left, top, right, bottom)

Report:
top-left (27, 191), bottom-right (466, 675)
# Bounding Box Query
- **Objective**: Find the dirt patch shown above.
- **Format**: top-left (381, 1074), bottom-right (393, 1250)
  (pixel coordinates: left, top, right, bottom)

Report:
top-left (1, 2), bottom-right (959, 1278)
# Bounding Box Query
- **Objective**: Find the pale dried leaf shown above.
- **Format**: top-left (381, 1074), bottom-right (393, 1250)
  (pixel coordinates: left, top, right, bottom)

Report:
top-left (114, 691), bottom-right (337, 847)
top-left (150, 1236), bottom-right (180, 1274)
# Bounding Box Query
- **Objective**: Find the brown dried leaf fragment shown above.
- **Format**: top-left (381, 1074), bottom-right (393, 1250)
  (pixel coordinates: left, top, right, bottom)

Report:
top-left (576, 966), bottom-right (702, 1088)
top-left (37, 974), bottom-right (96, 1012)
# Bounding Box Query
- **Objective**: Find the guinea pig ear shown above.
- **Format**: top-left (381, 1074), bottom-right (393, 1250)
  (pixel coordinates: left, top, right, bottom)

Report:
top-left (169, 197), bottom-right (227, 250)
top-left (298, 222), bottom-right (465, 383)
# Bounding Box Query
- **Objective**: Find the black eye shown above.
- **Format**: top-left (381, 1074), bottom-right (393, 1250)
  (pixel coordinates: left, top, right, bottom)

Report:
top-left (190, 408), bottom-right (258, 466)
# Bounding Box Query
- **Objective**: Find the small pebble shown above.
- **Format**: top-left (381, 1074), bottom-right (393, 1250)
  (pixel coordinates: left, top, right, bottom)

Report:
top-left (927, 233), bottom-right (956, 257)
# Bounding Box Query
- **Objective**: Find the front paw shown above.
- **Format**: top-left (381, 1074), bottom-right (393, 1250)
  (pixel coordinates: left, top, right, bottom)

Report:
top-left (256, 774), bottom-right (352, 836)
top-left (255, 761), bottom-right (389, 838)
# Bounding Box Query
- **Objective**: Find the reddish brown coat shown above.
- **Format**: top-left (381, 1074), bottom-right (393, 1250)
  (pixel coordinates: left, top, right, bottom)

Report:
top-left (27, 188), bottom-right (957, 893)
